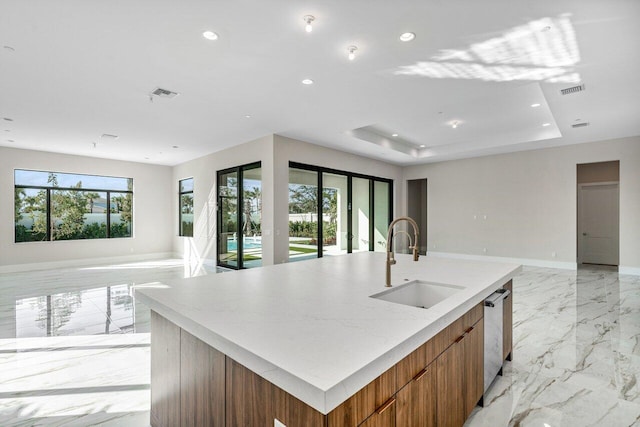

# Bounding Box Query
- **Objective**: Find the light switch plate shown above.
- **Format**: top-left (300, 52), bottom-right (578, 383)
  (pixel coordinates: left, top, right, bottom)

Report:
top-left (274, 419), bottom-right (286, 427)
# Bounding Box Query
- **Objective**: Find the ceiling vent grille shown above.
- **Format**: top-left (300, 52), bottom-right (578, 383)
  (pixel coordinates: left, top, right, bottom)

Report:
top-left (571, 122), bottom-right (590, 128)
top-left (560, 84), bottom-right (585, 95)
top-left (101, 133), bottom-right (119, 140)
top-left (151, 87), bottom-right (179, 98)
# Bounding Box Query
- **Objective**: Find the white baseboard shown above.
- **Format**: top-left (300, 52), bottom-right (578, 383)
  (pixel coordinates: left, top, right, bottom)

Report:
top-left (0, 252), bottom-right (175, 274)
top-left (619, 266), bottom-right (640, 276)
top-left (427, 251), bottom-right (577, 270)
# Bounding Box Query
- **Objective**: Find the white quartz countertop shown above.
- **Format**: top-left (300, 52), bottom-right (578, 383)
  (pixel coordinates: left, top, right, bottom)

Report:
top-left (136, 252), bottom-right (521, 414)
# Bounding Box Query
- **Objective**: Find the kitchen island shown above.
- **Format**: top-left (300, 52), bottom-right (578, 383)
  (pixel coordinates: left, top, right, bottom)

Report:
top-left (136, 252), bottom-right (520, 426)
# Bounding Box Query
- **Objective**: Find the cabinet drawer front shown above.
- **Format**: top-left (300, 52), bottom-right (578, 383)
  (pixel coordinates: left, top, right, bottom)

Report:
top-left (396, 340), bottom-right (431, 389)
top-left (431, 301), bottom-right (484, 358)
top-left (396, 364), bottom-right (436, 427)
top-left (328, 365), bottom-right (396, 427)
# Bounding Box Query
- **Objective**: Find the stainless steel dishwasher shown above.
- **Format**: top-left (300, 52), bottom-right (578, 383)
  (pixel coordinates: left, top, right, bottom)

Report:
top-left (483, 288), bottom-right (511, 395)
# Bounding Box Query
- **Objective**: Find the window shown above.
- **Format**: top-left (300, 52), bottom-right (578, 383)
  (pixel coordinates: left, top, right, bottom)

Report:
top-left (14, 169), bottom-right (133, 242)
top-left (288, 162), bottom-right (393, 261)
top-left (179, 178), bottom-right (194, 237)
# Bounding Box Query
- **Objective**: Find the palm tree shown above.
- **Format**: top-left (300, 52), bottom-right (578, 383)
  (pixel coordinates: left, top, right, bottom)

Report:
top-left (86, 192), bottom-right (100, 213)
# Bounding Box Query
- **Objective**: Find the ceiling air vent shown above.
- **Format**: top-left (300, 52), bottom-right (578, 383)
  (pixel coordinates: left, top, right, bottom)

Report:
top-left (571, 122), bottom-right (590, 128)
top-left (560, 84), bottom-right (585, 95)
top-left (151, 87), bottom-right (179, 98)
top-left (101, 133), bottom-right (119, 140)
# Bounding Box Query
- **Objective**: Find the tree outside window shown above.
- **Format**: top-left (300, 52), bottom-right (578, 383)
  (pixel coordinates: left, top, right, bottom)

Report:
top-left (14, 170), bottom-right (133, 242)
top-left (179, 178), bottom-right (194, 237)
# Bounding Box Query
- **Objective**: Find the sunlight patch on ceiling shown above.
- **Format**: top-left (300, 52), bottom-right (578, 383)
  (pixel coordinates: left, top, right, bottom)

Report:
top-left (394, 15), bottom-right (581, 83)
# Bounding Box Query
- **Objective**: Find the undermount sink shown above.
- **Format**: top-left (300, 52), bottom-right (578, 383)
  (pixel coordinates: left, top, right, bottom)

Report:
top-left (370, 280), bottom-right (464, 309)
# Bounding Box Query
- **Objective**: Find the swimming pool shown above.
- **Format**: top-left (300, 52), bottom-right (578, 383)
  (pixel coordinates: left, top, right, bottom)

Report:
top-left (226, 239), bottom-right (262, 251)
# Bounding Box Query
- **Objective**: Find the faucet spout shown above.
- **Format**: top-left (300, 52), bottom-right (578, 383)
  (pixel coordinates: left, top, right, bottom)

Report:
top-left (385, 217), bottom-right (420, 287)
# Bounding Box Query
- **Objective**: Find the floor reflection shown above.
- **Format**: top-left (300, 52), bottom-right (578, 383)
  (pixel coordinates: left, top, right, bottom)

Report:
top-left (16, 284), bottom-right (146, 338)
top-left (0, 258), bottom-right (219, 426)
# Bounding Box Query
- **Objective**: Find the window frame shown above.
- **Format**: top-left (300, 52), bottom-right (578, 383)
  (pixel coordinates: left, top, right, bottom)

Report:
top-left (178, 177), bottom-right (194, 237)
top-left (14, 169), bottom-right (133, 243)
top-left (288, 161), bottom-right (393, 258)
top-left (216, 162), bottom-right (262, 270)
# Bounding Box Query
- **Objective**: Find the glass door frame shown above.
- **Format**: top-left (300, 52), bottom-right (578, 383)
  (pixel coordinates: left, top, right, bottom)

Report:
top-left (216, 161), bottom-right (261, 270)
top-left (289, 161), bottom-right (393, 257)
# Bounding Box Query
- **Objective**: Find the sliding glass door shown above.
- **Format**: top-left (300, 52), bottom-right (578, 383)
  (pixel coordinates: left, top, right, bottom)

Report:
top-left (288, 167), bottom-right (320, 261)
top-left (322, 172), bottom-right (348, 256)
top-left (288, 162), bottom-right (392, 261)
top-left (217, 162), bottom-right (262, 269)
top-left (352, 177), bottom-right (371, 252)
top-left (373, 180), bottom-right (391, 253)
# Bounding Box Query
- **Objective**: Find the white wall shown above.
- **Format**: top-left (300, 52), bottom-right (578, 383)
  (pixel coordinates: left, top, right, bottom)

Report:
top-left (172, 135), bottom-right (275, 266)
top-left (0, 147), bottom-right (173, 271)
top-left (400, 136), bottom-right (640, 272)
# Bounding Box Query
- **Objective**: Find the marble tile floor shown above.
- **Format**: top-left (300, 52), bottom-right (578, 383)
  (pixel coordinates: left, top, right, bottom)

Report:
top-left (0, 260), bottom-right (638, 426)
top-left (466, 265), bottom-right (640, 427)
top-left (0, 259), bottom-right (220, 426)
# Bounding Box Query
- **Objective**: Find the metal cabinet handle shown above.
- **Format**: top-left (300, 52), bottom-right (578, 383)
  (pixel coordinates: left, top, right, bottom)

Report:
top-left (376, 397), bottom-right (396, 414)
top-left (413, 367), bottom-right (429, 382)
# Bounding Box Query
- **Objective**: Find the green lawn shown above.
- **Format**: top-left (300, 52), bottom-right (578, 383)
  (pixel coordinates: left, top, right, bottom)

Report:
top-left (289, 245), bottom-right (318, 254)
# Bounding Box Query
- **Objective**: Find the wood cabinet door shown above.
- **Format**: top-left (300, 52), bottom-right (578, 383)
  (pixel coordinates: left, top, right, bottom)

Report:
top-left (436, 339), bottom-right (464, 427)
top-left (462, 320), bottom-right (484, 419)
top-left (275, 387), bottom-right (326, 427)
top-left (396, 364), bottom-right (436, 427)
top-left (226, 358), bottom-right (275, 427)
top-left (358, 398), bottom-right (395, 427)
top-left (328, 366), bottom-right (396, 427)
top-left (503, 280), bottom-right (513, 361)
top-left (180, 330), bottom-right (226, 427)
top-left (150, 311), bottom-right (181, 427)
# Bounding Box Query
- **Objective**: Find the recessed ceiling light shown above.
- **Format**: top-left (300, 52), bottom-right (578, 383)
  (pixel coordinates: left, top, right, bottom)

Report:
top-left (419, 144), bottom-right (426, 148)
top-left (452, 121), bottom-right (459, 129)
top-left (531, 103), bottom-right (541, 107)
top-left (245, 115), bottom-right (251, 119)
top-left (399, 32), bottom-right (416, 42)
top-left (3, 45), bottom-right (15, 52)
top-left (4, 129), bottom-right (10, 132)
top-left (542, 26), bottom-right (552, 32)
top-left (303, 15), bottom-right (315, 33)
top-left (144, 157), bottom-right (150, 160)
top-left (302, 79), bottom-right (314, 85)
top-left (172, 145), bottom-right (179, 149)
top-left (391, 133), bottom-right (398, 137)
top-left (3, 117), bottom-right (13, 121)
top-left (542, 123), bottom-right (551, 127)
top-left (202, 31), bottom-right (218, 40)
top-left (347, 45), bottom-right (358, 61)
top-left (7, 139), bottom-right (14, 142)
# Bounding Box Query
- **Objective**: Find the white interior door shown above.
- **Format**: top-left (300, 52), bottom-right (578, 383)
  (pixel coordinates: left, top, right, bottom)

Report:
top-left (578, 183), bottom-right (619, 265)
